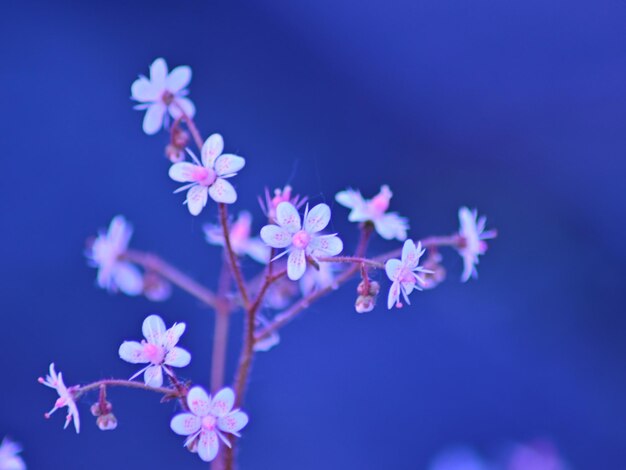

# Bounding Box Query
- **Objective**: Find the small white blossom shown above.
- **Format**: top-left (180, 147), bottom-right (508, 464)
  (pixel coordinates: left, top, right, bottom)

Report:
top-left (0, 437), bottom-right (26, 470)
top-left (169, 134), bottom-right (245, 215)
top-left (131, 58), bottom-right (195, 135)
top-left (299, 262), bottom-right (338, 296)
top-left (86, 215), bottom-right (143, 296)
top-left (203, 211), bottom-right (269, 264)
top-left (170, 387), bottom-right (248, 462)
top-left (119, 315), bottom-right (191, 387)
top-left (335, 185), bottom-right (409, 241)
top-left (38, 363), bottom-right (80, 433)
top-left (457, 207), bottom-right (497, 282)
top-left (260, 202), bottom-right (343, 281)
top-left (385, 240), bottom-right (430, 309)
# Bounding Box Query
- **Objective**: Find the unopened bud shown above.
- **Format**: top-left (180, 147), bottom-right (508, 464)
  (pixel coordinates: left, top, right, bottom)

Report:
top-left (96, 413), bottom-right (118, 431)
top-left (172, 129), bottom-right (190, 148)
top-left (357, 280), bottom-right (380, 297)
top-left (90, 400), bottom-right (113, 417)
top-left (165, 144), bottom-right (185, 163)
top-left (355, 295), bottom-right (376, 313)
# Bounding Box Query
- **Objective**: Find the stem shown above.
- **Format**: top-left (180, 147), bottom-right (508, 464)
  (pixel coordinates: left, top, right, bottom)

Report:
top-left (219, 203), bottom-right (250, 310)
top-left (174, 102), bottom-right (204, 150)
top-left (74, 379), bottom-right (177, 400)
top-left (211, 259), bottom-right (232, 393)
top-left (372, 234), bottom-right (461, 264)
top-left (317, 255), bottom-right (384, 269)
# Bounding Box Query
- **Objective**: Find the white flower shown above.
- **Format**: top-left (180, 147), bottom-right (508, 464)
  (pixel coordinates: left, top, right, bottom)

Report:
top-left (119, 315), bottom-right (191, 387)
top-left (169, 133), bottom-right (245, 215)
top-left (203, 211), bottom-right (269, 264)
top-left (38, 363), bottom-right (80, 433)
top-left (260, 202), bottom-right (343, 281)
top-left (86, 215), bottom-right (143, 296)
top-left (385, 240), bottom-right (430, 309)
top-left (335, 185), bottom-right (409, 241)
top-left (170, 386), bottom-right (248, 462)
top-left (0, 437), bottom-right (26, 470)
top-left (131, 58), bottom-right (195, 135)
top-left (259, 185), bottom-right (307, 223)
top-left (299, 261), bottom-right (338, 296)
top-left (457, 207), bottom-right (497, 282)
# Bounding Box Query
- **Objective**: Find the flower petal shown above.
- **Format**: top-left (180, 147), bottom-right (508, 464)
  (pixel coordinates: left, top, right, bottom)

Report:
top-left (187, 185), bottom-right (209, 215)
top-left (211, 388), bottom-right (235, 417)
top-left (308, 234), bottom-right (343, 257)
top-left (131, 76), bottom-right (159, 102)
top-left (166, 65), bottom-right (192, 93)
top-left (244, 238), bottom-right (271, 264)
top-left (401, 239), bottom-right (423, 269)
top-left (169, 162), bottom-right (199, 183)
top-left (385, 258), bottom-right (402, 282)
top-left (197, 430), bottom-right (219, 462)
top-left (142, 314), bottom-right (166, 344)
top-left (118, 341), bottom-right (148, 364)
top-left (304, 203), bottom-right (331, 233)
top-left (165, 347), bottom-right (191, 367)
top-left (218, 411), bottom-right (249, 435)
top-left (276, 202), bottom-right (301, 233)
top-left (164, 323), bottom-right (186, 349)
top-left (144, 365), bottom-right (163, 387)
top-left (287, 248), bottom-right (306, 280)
top-left (107, 215), bottom-right (132, 251)
top-left (260, 225), bottom-right (292, 249)
top-left (112, 262), bottom-right (143, 296)
top-left (170, 413), bottom-right (201, 436)
top-left (149, 58), bottom-right (168, 88)
top-left (387, 280), bottom-right (401, 309)
top-left (142, 102), bottom-right (167, 135)
top-left (208, 178), bottom-right (237, 204)
top-left (335, 189), bottom-right (364, 210)
top-left (214, 154), bottom-right (245, 177)
top-left (169, 97), bottom-right (196, 120)
top-left (187, 386), bottom-right (212, 417)
top-left (201, 134), bottom-right (224, 168)
top-left (374, 213), bottom-right (409, 241)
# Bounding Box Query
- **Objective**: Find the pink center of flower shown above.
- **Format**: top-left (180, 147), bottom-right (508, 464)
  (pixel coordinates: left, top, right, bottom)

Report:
top-left (192, 167), bottom-right (217, 187)
top-left (292, 230), bottom-right (311, 249)
top-left (161, 90), bottom-right (174, 105)
top-left (202, 415), bottom-right (217, 431)
top-left (143, 343), bottom-right (165, 364)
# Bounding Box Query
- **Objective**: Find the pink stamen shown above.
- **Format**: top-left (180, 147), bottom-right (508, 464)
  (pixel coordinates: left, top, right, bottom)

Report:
top-left (202, 415), bottom-right (217, 431)
top-left (292, 230), bottom-right (311, 249)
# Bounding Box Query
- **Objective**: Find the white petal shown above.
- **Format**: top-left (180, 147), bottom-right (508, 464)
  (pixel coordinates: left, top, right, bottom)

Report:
top-left (244, 238), bottom-right (271, 264)
top-left (374, 213), bottom-right (409, 241)
top-left (208, 178), bottom-right (237, 204)
top-left (169, 162), bottom-right (199, 183)
top-left (169, 97), bottom-right (196, 119)
top-left (203, 223), bottom-right (224, 246)
top-left (142, 314), bottom-right (166, 344)
top-left (118, 341), bottom-right (148, 364)
top-left (401, 239), bottom-right (422, 269)
top-left (211, 388), bottom-right (235, 417)
top-left (260, 225), bottom-right (292, 249)
top-left (385, 258), bottom-right (402, 282)
top-left (131, 76), bottom-right (159, 102)
top-left (107, 215), bottom-right (132, 251)
top-left (170, 413), bottom-right (201, 436)
top-left (304, 203), bottom-right (331, 233)
top-left (276, 202), bottom-right (301, 233)
top-left (144, 365), bottom-right (163, 387)
top-left (218, 411), bottom-right (249, 434)
top-left (187, 386), bottom-right (212, 417)
top-left (335, 189), bottom-right (364, 210)
top-left (201, 133), bottom-right (224, 168)
top-left (165, 347), bottom-right (191, 367)
top-left (387, 280), bottom-right (401, 309)
top-left (149, 58), bottom-right (168, 88)
top-left (165, 65), bottom-right (192, 92)
top-left (214, 154), bottom-right (245, 177)
top-left (164, 323), bottom-right (186, 349)
top-left (287, 248), bottom-right (306, 280)
top-left (197, 430), bottom-right (219, 462)
top-left (142, 103), bottom-right (167, 135)
top-left (112, 262), bottom-right (143, 296)
top-left (308, 235), bottom-right (343, 257)
top-left (187, 185), bottom-right (209, 215)
top-left (253, 330), bottom-right (280, 352)
top-left (461, 255), bottom-right (475, 282)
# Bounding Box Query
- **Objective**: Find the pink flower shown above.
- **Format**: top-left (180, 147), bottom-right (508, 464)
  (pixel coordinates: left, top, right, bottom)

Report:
top-left (38, 363), bottom-right (80, 433)
top-left (457, 207), bottom-right (497, 282)
top-left (0, 437), bottom-right (26, 470)
top-left (260, 202), bottom-right (343, 281)
top-left (86, 215), bottom-right (143, 296)
top-left (335, 185), bottom-right (409, 241)
top-left (385, 240), bottom-right (430, 309)
top-left (259, 185), bottom-right (307, 223)
top-left (131, 58), bottom-right (195, 135)
top-left (170, 386), bottom-right (248, 462)
top-left (119, 315), bottom-right (191, 387)
top-left (203, 211), bottom-right (269, 264)
top-left (169, 133), bottom-right (245, 215)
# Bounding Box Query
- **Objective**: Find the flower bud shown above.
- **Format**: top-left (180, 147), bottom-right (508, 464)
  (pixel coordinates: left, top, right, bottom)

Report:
top-left (165, 144), bottom-right (185, 163)
top-left (355, 294), bottom-right (376, 313)
top-left (96, 413), bottom-right (118, 431)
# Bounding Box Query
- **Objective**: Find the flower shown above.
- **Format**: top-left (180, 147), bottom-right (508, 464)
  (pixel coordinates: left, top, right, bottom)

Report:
top-left (119, 315), bottom-right (191, 387)
top-left (169, 133), bottom-right (245, 215)
top-left (131, 58), bottom-right (195, 135)
top-left (0, 437), bottom-right (26, 470)
top-left (170, 386), bottom-right (248, 462)
top-left (457, 207), bottom-right (497, 282)
top-left (203, 211), bottom-right (269, 264)
top-left (259, 185), bottom-right (307, 223)
top-left (385, 240), bottom-right (430, 309)
top-left (86, 215), bottom-right (143, 296)
top-left (299, 261), bottom-right (338, 296)
top-left (335, 185), bottom-right (409, 241)
top-left (260, 202), bottom-right (343, 281)
top-left (428, 446), bottom-right (488, 470)
top-left (38, 363), bottom-right (80, 433)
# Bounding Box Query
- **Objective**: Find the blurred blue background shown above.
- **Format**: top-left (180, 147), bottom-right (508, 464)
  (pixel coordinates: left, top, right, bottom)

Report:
top-left (1, 0), bottom-right (625, 468)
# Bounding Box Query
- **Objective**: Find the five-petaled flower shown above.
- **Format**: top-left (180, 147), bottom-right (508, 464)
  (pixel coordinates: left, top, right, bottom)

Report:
top-left (203, 211), bottom-right (269, 264)
top-left (260, 202), bottom-right (343, 281)
top-left (86, 215), bottom-right (143, 296)
top-left (335, 185), bottom-right (409, 241)
top-left (131, 58), bottom-right (195, 135)
top-left (169, 133), bottom-right (245, 215)
top-left (170, 386), bottom-right (248, 462)
top-left (457, 207), bottom-right (497, 282)
top-left (0, 437), bottom-right (26, 470)
top-left (385, 240), bottom-right (430, 309)
top-left (119, 315), bottom-right (191, 387)
top-left (39, 363), bottom-right (80, 433)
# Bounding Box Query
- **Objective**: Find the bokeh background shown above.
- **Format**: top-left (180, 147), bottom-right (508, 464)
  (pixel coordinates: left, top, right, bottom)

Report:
top-left (2, 0), bottom-right (625, 468)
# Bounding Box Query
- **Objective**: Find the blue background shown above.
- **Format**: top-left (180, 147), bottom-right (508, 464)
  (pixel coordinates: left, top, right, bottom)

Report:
top-left (1, 0), bottom-right (625, 468)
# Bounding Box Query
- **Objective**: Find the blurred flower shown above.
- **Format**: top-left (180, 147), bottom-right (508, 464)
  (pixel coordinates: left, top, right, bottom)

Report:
top-left (259, 185), bottom-right (307, 223)
top-left (0, 437), bottom-right (26, 470)
top-left (131, 57), bottom-right (195, 135)
top-left (419, 251), bottom-right (446, 290)
top-left (169, 133), bottom-right (245, 215)
top-left (86, 215), bottom-right (143, 296)
top-left (119, 315), bottom-right (191, 387)
top-left (260, 202), bottom-right (343, 280)
top-left (385, 240), bottom-right (429, 309)
top-left (428, 446), bottom-right (490, 470)
top-left (170, 386), bottom-right (248, 462)
top-left (335, 185), bottom-right (409, 241)
top-left (457, 207), bottom-right (497, 282)
top-left (203, 211), bottom-right (269, 264)
top-left (253, 313), bottom-right (280, 352)
top-left (506, 439), bottom-right (568, 470)
top-left (142, 272), bottom-right (172, 302)
top-left (263, 274), bottom-right (299, 310)
top-left (299, 261), bottom-right (338, 296)
top-left (38, 363), bottom-right (80, 433)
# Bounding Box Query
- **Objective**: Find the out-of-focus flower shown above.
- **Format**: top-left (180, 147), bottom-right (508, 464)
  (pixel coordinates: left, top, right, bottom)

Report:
top-left (253, 313), bottom-right (280, 352)
top-left (142, 272), bottom-right (172, 302)
top-left (457, 207), bottom-right (497, 282)
top-left (335, 185), bottom-right (409, 241)
top-left (86, 216), bottom-right (143, 296)
top-left (0, 437), bottom-right (26, 470)
top-left (299, 261), bottom-right (338, 296)
top-left (170, 387), bottom-right (248, 462)
top-left (131, 58), bottom-right (195, 135)
top-left (506, 439), bottom-right (568, 470)
top-left (119, 315), bottom-right (191, 387)
top-left (259, 185), bottom-right (307, 223)
top-left (260, 202), bottom-right (343, 281)
top-left (428, 446), bottom-right (489, 470)
top-left (169, 133), bottom-right (245, 215)
top-left (263, 274), bottom-right (299, 310)
top-left (38, 363), bottom-right (80, 433)
top-left (419, 251), bottom-right (446, 290)
top-left (203, 211), bottom-right (269, 264)
top-left (385, 240), bottom-right (429, 309)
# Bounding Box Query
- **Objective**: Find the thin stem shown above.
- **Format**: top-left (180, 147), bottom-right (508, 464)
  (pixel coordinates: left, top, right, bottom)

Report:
top-left (174, 102), bottom-right (204, 150)
top-left (74, 379), bottom-right (177, 400)
top-left (317, 255), bottom-right (384, 269)
top-left (372, 234), bottom-right (462, 264)
top-left (211, 258), bottom-right (233, 393)
top-left (219, 203), bottom-right (250, 310)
